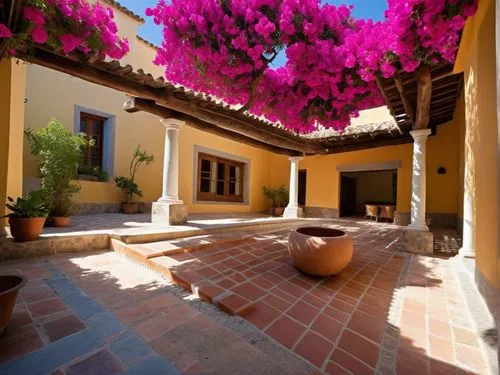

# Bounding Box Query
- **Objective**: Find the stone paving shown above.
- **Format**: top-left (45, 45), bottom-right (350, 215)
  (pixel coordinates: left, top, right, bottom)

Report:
top-left (0, 219), bottom-right (493, 375)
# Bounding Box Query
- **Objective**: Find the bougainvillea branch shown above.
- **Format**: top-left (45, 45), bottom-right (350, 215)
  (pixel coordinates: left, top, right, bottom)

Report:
top-left (146, 0), bottom-right (477, 133)
top-left (0, 0), bottom-right (129, 60)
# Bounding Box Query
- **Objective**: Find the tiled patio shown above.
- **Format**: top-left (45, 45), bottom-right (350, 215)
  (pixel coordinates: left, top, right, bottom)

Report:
top-left (0, 219), bottom-right (493, 374)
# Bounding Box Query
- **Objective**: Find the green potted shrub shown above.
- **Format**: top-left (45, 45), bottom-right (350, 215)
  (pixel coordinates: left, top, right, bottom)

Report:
top-left (114, 146), bottom-right (154, 214)
top-left (25, 120), bottom-right (86, 227)
top-left (4, 190), bottom-right (49, 241)
top-left (263, 185), bottom-right (289, 216)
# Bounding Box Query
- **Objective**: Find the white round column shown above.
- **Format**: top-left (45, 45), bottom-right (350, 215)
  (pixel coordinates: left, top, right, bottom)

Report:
top-left (158, 119), bottom-right (184, 204)
top-left (408, 129), bottom-right (431, 231)
top-left (459, 146), bottom-right (475, 257)
top-left (284, 156), bottom-right (303, 218)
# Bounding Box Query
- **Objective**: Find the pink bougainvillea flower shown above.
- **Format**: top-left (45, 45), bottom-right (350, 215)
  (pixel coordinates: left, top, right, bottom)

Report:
top-left (23, 7), bottom-right (46, 25)
top-left (0, 23), bottom-right (12, 38)
top-left (59, 34), bottom-right (82, 54)
top-left (31, 27), bottom-right (48, 44)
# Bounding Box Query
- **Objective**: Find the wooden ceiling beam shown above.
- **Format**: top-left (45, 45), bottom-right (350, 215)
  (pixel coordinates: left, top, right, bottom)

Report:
top-left (414, 65), bottom-right (432, 130)
top-left (20, 48), bottom-right (321, 155)
top-left (394, 75), bottom-right (416, 125)
top-left (124, 97), bottom-right (301, 156)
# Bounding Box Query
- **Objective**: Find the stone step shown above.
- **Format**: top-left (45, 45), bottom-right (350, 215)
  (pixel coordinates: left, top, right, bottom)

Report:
top-left (111, 225), bottom-right (296, 316)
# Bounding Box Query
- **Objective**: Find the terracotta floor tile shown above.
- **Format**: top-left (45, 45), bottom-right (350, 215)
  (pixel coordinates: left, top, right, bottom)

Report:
top-left (217, 278), bottom-right (236, 289)
top-left (330, 348), bottom-right (373, 375)
top-left (301, 292), bottom-right (328, 309)
top-left (329, 299), bottom-right (355, 314)
top-left (286, 301), bottom-right (320, 326)
top-left (251, 275), bottom-right (274, 290)
top-left (265, 316), bottom-right (306, 349)
top-left (311, 313), bottom-right (343, 343)
top-left (452, 326), bottom-right (480, 348)
top-left (400, 310), bottom-right (426, 329)
top-left (195, 284), bottom-right (224, 303)
top-left (7, 310), bottom-right (33, 331)
top-left (325, 361), bottom-right (351, 375)
top-left (0, 326), bottom-right (44, 364)
top-left (347, 309), bottom-right (385, 344)
top-left (429, 335), bottom-right (454, 363)
top-left (396, 347), bottom-right (430, 375)
top-left (231, 282), bottom-right (266, 301)
top-left (66, 350), bottom-right (123, 375)
top-left (428, 318), bottom-right (452, 340)
top-left (278, 281), bottom-right (308, 299)
top-left (430, 359), bottom-right (458, 375)
top-left (144, 293), bottom-right (181, 310)
top-left (115, 303), bottom-right (154, 324)
top-left (28, 298), bottom-right (67, 318)
top-left (337, 329), bottom-right (380, 368)
top-left (244, 302), bottom-right (281, 330)
top-left (42, 314), bottom-right (85, 343)
top-left (455, 343), bottom-right (487, 373)
top-left (294, 331), bottom-right (334, 368)
top-left (323, 306), bottom-right (350, 324)
top-left (262, 293), bottom-right (293, 312)
top-left (20, 285), bottom-right (55, 303)
top-left (216, 294), bottom-right (251, 316)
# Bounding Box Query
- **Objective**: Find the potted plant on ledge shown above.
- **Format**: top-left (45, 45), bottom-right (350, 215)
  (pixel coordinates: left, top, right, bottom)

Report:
top-left (115, 146), bottom-right (154, 214)
top-left (4, 190), bottom-right (49, 241)
top-left (263, 185), bottom-right (289, 216)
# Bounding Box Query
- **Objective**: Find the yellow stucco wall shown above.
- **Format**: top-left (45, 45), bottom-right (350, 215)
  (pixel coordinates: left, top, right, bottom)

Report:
top-left (299, 117), bottom-right (460, 216)
top-left (455, 0), bottom-right (499, 288)
top-left (0, 59), bottom-right (25, 231)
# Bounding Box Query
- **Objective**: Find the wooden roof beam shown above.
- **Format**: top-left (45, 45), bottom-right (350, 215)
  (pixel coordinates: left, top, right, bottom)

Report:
top-left (394, 75), bottom-right (416, 125)
top-left (124, 97), bottom-right (301, 156)
top-left (415, 65), bottom-right (432, 130)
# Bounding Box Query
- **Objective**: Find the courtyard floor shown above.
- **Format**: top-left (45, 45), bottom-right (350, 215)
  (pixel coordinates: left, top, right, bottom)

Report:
top-left (0, 219), bottom-right (493, 375)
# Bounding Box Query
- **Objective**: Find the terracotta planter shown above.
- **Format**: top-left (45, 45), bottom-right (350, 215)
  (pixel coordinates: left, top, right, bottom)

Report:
top-left (8, 217), bottom-right (46, 242)
top-left (121, 203), bottom-right (138, 214)
top-left (0, 274), bottom-right (27, 336)
top-left (53, 216), bottom-right (70, 227)
top-left (288, 227), bottom-right (353, 276)
top-left (273, 207), bottom-right (285, 217)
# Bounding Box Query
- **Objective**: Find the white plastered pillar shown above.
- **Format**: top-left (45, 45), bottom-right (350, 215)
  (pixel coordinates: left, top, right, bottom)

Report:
top-left (283, 156), bottom-right (303, 218)
top-left (408, 129), bottom-right (432, 231)
top-left (151, 118), bottom-right (188, 225)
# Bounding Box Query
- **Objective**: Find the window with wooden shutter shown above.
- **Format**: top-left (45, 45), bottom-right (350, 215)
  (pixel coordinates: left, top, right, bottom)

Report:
top-left (79, 112), bottom-right (105, 168)
top-left (197, 153), bottom-right (244, 202)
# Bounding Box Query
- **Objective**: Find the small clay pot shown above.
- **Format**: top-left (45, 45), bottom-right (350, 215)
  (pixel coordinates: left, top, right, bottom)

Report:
top-left (0, 274), bottom-right (27, 336)
top-left (273, 207), bottom-right (285, 216)
top-left (288, 226), bottom-right (353, 276)
top-left (121, 203), bottom-right (138, 214)
top-left (8, 217), bottom-right (46, 242)
top-left (53, 216), bottom-right (70, 227)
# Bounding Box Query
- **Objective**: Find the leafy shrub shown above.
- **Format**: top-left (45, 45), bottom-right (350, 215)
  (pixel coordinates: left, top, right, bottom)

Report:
top-left (25, 119), bottom-right (87, 217)
top-left (4, 190), bottom-right (49, 218)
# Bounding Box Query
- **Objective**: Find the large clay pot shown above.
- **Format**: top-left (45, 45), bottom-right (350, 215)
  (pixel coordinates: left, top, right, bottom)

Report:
top-left (121, 203), bottom-right (138, 214)
top-left (53, 216), bottom-right (70, 227)
top-left (288, 227), bottom-right (353, 276)
top-left (9, 217), bottom-right (46, 242)
top-left (273, 207), bottom-right (285, 217)
top-left (0, 274), bottom-right (27, 336)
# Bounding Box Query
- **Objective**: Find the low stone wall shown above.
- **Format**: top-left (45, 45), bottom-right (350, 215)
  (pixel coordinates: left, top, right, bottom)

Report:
top-left (303, 207), bottom-right (339, 218)
top-left (71, 202), bottom-right (153, 216)
top-left (0, 234), bottom-right (109, 261)
top-left (395, 212), bottom-right (458, 228)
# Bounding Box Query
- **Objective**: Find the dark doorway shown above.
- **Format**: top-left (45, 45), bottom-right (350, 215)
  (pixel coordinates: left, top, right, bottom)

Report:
top-left (339, 170), bottom-right (398, 217)
top-left (340, 175), bottom-right (357, 216)
top-left (298, 170), bottom-right (307, 206)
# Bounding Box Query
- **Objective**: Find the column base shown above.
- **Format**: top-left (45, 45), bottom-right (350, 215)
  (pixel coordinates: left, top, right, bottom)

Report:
top-left (157, 196), bottom-right (184, 205)
top-left (407, 223), bottom-right (429, 232)
top-left (152, 202), bottom-right (188, 225)
top-left (459, 247), bottom-right (476, 259)
top-left (283, 206), bottom-right (303, 219)
top-left (402, 230), bottom-right (434, 255)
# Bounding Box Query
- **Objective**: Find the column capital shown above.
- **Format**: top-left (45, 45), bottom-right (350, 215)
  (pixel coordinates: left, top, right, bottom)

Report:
top-left (289, 156), bottom-right (304, 162)
top-left (410, 128), bottom-right (432, 142)
top-left (161, 118), bottom-right (184, 131)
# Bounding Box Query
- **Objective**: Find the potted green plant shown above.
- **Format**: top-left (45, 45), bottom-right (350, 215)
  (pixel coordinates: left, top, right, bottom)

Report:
top-left (263, 185), bottom-right (289, 216)
top-left (4, 190), bottom-right (49, 241)
top-left (114, 146), bottom-right (154, 214)
top-left (25, 120), bottom-right (86, 227)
